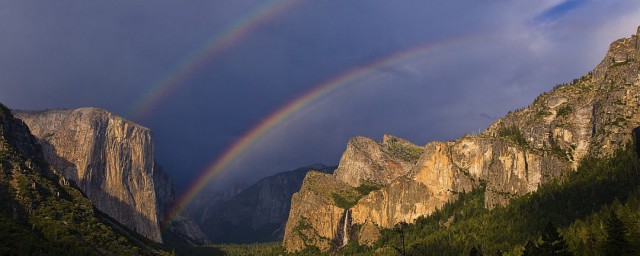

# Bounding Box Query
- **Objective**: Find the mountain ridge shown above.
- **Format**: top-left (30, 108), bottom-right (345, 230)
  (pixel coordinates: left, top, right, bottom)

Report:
top-left (283, 25), bottom-right (640, 252)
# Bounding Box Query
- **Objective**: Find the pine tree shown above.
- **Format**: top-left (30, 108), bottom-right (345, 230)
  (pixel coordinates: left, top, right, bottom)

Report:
top-left (605, 211), bottom-right (634, 256)
top-left (523, 240), bottom-right (539, 256)
top-left (537, 222), bottom-right (572, 256)
top-left (469, 245), bottom-right (483, 256)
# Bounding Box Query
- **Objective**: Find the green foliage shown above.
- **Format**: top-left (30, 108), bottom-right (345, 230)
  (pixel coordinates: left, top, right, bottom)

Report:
top-left (0, 138), bottom-right (162, 255)
top-left (557, 104), bottom-right (572, 117)
top-left (296, 245), bottom-right (322, 255)
top-left (523, 240), bottom-right (537, 256)
top-left (332, 191), bottom-right (362, 209)
top-left (333, 182), bottom-right (383, 209)
top-left (373, 186), bottom-right (488, 255)
top-left (551, 143), bottom-right (572, 161)
top-left (293, 218), bottom-right (313, 233)
top-left (498, 125), bottom-right (528, 147)
top-left (0, 214), bottom-right (53, 255)
top-left (551, 73), bottom-right (593, 92)
top-left (388, 142), bottom-right (423, 163)
top-left (337, 241), bottom-right (374, 255)
top-left (16, 172), bottom-right (139, 255)
top-left (160, 228), bottom-right (224, 256)
top-left (604, 211), bottom-right (635, 256)
top-left (215, 242), bottom-right (285, 256)
top-left (563, 196), bottom-right (640, 255)
top-left (611, 60), bottom-right (629, 68)
top-left (469, 245), bottom-right (483, 256)
top-left (536, 108), bottom-right (553, 118)
top-left (355, 182), bottom-right (383, 196)
top-left (347, 142), bottom-right (640, 255)
top-left (159, 241), bottom-right (285, 256)
top-left (536, 222), bottom-right (571, 256)
top-left (611, 117), bottom-right (628, 127)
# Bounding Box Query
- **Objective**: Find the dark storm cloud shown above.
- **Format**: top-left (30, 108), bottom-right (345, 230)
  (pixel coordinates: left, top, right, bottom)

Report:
top-left (1, 1), bottom-right (640, 191)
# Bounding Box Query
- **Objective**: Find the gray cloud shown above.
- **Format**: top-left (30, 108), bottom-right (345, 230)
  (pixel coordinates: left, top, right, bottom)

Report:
top-left (1, 1), bottom-right (640, 191)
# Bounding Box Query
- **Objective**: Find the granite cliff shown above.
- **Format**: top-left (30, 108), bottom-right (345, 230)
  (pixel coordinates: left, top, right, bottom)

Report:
top-left (14, 108), bottom-right (189, 243)
top-left (283, 26), bottom-right (640, 252)
top-left (0, 104), bottom-right (163, 255)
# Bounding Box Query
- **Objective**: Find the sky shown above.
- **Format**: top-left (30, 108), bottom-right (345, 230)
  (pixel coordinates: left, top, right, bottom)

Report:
top-left (1, 0), bottom-right (640, 195)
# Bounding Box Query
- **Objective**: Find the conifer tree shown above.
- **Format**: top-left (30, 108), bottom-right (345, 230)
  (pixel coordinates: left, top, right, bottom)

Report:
top-left (525, 222), bottom-right (572, 256)
top-left (605, 212), bottom-right (634, 256)
top-left (469, 245), bottom-right (482, 256)
top-left (539, 222), bottom-right (571, 256)
top-left (523, 240), bottom-right (539, 256)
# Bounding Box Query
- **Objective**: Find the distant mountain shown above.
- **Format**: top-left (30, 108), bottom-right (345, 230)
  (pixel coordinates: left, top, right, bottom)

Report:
top-left (14, 108), bottom-right (206, 244)
top-left (185, 182), bottom-right (249, 225)
top-left (195, 164), bottom-right (335, 243)
top-left (0, 103), bottom-right (164, 255)
top-left (283, 26), bottom-right (640, 253)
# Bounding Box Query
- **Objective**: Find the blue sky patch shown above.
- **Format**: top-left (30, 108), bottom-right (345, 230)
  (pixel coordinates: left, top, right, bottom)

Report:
top-left (536, 0), bottom-right (588, 22)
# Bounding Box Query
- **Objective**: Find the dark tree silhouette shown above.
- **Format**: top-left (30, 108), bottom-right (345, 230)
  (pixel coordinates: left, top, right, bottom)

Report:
top-left (393, 222), bottom-right (408, 256)
top-left (523, 222), bottom-right (571, 256)
top-left (469, 245), bottom-right (483, 256)
top-left (605, 211), bottom-right (634, 256)
top-left (523, 240), bottom-right (538, 256)
top-left (539, 222), bottom-right (571, 256)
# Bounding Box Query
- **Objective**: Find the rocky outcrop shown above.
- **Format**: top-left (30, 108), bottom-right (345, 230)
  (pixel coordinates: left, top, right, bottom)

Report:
top-left (351, 177), bottom-right (432, 229)
top-left (334, 135), bottom-right (423, 187)
top-left (14, 108), bottom-right (167, 242)
top-left (357, 221), bottom-right (381, 246)
top-left (283, 171), bottom-right (357, 252)
top-left (165, 214), bottom-right (209, 244)
top-left (283, 26), bottom-right (640, 252)
top-left (198, 164), bottom-right (334, 243)
top-left (0, 107), bottom-right (43, 161)
top-left (411, 137), bottom-right (567, 208)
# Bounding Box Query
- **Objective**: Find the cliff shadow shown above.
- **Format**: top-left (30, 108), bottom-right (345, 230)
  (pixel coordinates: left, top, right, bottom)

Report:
top-left (36, 140), bottom-right (169, 244)
top-left (37, 139), bottom-right (81, 184)
top-left (633, 126), bottom-right (640, 155)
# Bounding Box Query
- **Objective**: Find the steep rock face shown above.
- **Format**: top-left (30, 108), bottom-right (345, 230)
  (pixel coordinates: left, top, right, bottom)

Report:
top-left (14, 108), bottom-right (165, 242)
top-left (0, 109), bottom-right (43, 161)
top-left (485, 26), bottom-right (640, 167)
top-left (351, 137), bottom-right (567, 230)
top-left (199, 164), bottom-right (334, 243)
top-left (351, 177), bottom-right (432, 228)
top-left (357, 221), bottom-right (381, 246)
top-left (410, 137), bottom-right (567, 208)
top-left (0, 104), bottom-right (159, 255)
top-left (165, 214), bottom-right (210, 244)
top-left (152, 162), bottom-right (175, 223)
top-left (334, 135), bottom-right (423, 187)
top-left (283, 171), bottom-right (357, 252)
top-left (284, 26), bottom-right (640, 252)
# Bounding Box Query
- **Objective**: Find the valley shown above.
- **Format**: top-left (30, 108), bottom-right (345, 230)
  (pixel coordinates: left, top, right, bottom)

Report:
top-left (1, 7), bottom-right (640, 256)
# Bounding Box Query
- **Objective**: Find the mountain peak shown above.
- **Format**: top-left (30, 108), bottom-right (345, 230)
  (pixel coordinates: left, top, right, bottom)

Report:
top-left (14, 107), bottom-right (166, 242)
top-left (283, 24), bottom-right (640, 253)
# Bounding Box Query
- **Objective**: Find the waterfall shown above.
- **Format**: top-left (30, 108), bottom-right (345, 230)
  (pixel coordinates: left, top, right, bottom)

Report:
top-left (341, 209), bottom-right (350, 247)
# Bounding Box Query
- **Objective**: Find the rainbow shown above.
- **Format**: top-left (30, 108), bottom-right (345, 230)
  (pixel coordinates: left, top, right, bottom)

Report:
top-left (162, 31), bottom-right (500, 225)
top-left (127, 0), bottom-right (299, 120)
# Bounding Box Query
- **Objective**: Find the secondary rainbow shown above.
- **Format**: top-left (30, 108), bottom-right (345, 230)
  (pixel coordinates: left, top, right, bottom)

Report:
top-left (128, 0), bottom-right (299, 120)
top-left (161, 32), bottom-right (499, 225)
